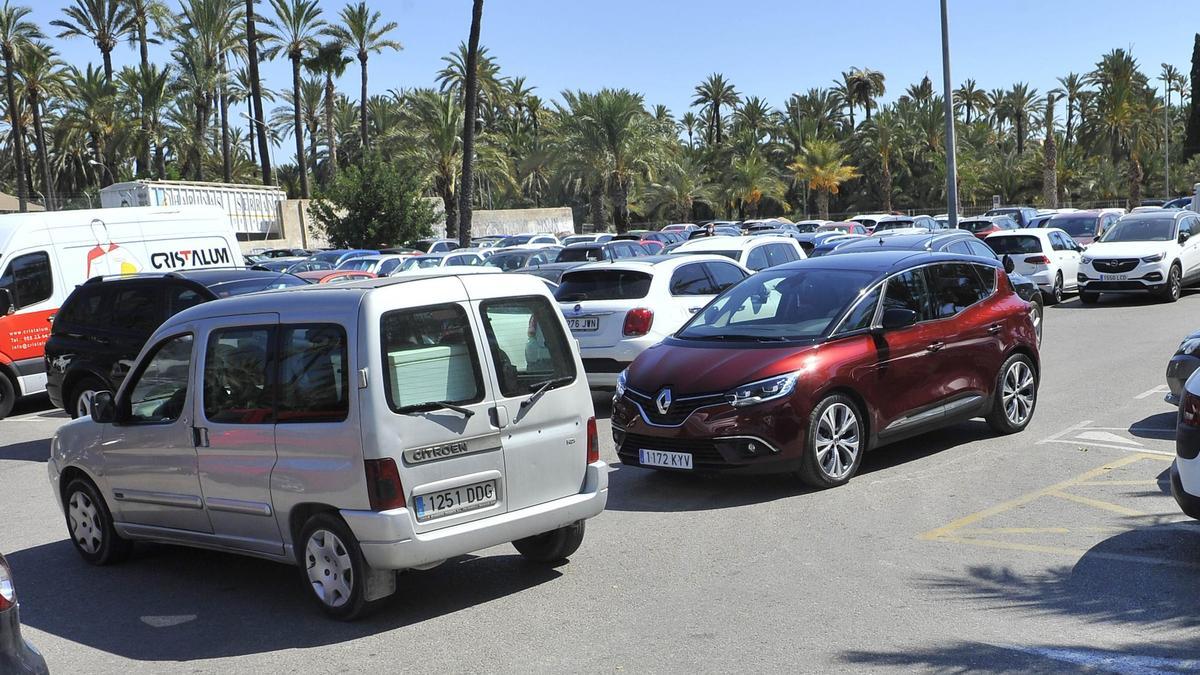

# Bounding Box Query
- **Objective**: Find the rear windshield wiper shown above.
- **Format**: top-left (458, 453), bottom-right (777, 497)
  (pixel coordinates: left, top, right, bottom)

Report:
top-left (520, 376), bottom-right (574, 409)
top-left (407, 400), bottom-right (475, 417)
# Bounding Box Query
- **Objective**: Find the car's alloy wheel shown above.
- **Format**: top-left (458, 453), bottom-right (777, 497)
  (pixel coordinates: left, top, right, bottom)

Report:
top-left (1001, 360), bottom-right (1036, 427)
top-left (1164, 265), bottom-right (1182, 302)
top-left (68, 489), bottom-right (102, 555)
top-left (1029, 300), bottom-right (1043, 345)
top-left (1051, 274), bottom-right (1064, 304)
top-left (305, 529), bottom-right (355, 609)
top-left (814, 402), bottom-right (860, 481)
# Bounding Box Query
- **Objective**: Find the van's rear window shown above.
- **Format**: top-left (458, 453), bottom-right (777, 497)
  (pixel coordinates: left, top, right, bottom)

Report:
top-left (556, 270), bottom-right (652, 301)
top-left (380, 304), bottom-right (485, 413)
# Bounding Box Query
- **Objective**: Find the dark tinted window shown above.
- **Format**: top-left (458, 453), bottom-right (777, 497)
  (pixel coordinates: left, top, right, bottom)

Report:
top-left (973, 264), bottom-right (998, 293)
top-left (169, 285), bottom-right (208, 315)
top-left (746, 246), bottom-right (770, 271)
top-left (928, 263), bottom-right (988, 318)
top-left (706, 262), bottom-right (747, 292)
top-left (946, 240), bottom-right (972, 255)
top-left (986, 236), bottom-right (1042, 255)
top-left (1049, 216), bottom-right (1099, 237)
top-left (765, 243), bottom-right (799, 266)
top-left (126, 333), bottom-right (192, 424)
top-left (965, 239), bottom-right (997, 259)
top-left (205, 327), bottom-right (273, 424)
top-left (480, 297), bottom-right (577, 397)
top-left (381, 305), bottom-right (483, 413)
top-left (556, 247), bottom-right (603, 263)
top-left (883, 269), bottom-right (934, 321)
top-left (670, 264), bottom-right (717, 295)
top-left (0, 251), bottom-right (53, 309)
top-left (959, 220), bottom-right (995, 233)
top-left (279, 325), bottom-right (349, 422)
top-left (58, 287), bottom-right (108, 328)
top-left (837, 286), bottom-right (882, 333)
top-left (557, 270), bottom-right (652, 301)
top-left (110, 286), bottom-right (162, 334)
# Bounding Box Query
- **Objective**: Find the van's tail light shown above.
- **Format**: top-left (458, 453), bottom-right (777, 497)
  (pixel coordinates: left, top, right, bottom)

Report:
top-left (1181, 390), bottom-right (1200, 426)
top-left (586, 416), bottom-right (600, 463)
top-left (364, 458), bottom-right (406, 511)
top-left (1024, 255), bottom-right (1051, 265)
top-left (623, 308), bottom-right (654, 337)
top-left (0, 555), bottom-right (16, 611)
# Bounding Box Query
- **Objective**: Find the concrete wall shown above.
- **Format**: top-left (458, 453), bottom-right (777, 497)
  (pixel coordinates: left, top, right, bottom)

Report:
top-left (238, 199), bottom-right (329, 254)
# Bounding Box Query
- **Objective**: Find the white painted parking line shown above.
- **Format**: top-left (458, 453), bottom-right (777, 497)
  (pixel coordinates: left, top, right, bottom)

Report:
top-left (1036, 419), bottom-right (1093, 445)
top-left (1135, 384), bottom-right (1171, 400)
top-left (1038, 420), bottom-right (1175, 457)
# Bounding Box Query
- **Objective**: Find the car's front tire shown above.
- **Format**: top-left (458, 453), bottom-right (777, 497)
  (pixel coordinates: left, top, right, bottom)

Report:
top-left (513, 521), bottom-right (586, 563)
top-left (298, 513), bottom-right (372, 620)
top-left (1159, 264), bottom-right (1182, 303)
top-left (63, 477), bottom-right (132, 565)
top-left (799, 394), bottom-right (865, 489)
top-left (1045, 273), bottom-right (1064, 305)
top-left (987, 354), bottom-right (1038, 434)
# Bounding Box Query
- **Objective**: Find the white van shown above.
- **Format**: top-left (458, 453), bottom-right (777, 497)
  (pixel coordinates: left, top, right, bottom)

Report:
top-left (48, 272), bottom-right (608, 619)
top-left (0, 206), bottom-right (243, 418)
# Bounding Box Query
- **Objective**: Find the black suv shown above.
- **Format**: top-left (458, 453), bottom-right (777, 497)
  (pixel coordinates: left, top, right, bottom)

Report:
top-left (46, 269), bottom-right (307, 417)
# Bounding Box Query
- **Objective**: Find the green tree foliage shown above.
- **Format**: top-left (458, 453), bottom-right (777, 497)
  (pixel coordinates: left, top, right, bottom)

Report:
top-left (1184, 34), bottom-right (1200, 164)
top-left (308, 154), bottom-right (437, 248)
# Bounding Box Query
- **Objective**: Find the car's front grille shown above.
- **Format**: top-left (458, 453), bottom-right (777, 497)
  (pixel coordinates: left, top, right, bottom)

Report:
top-left (617, 433), bottom-right (727, 467)
top-left (625, 387), bottom-right (728, 426)
top-left (1092, 258), bottom-right (1139, 273)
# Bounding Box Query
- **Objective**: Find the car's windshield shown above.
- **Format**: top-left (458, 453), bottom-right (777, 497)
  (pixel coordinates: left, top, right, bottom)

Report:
top-left (486, 252), bottom-right (532, 270)
top-left (1098, 218), bottom-right (1176, 243)
top-left (677, 268), bottom-right (877, 341)
top-left (556, 247), bottom-right (604, 263)
top-left (556, 270), bottom-right (652, 301)
top-left (985, 236), bottom-right (1042, 255)
top-left (208, 275), bottom-right (309, 297)
top-left (1046, 216), bottom-right (1098, 237)
top-left (499, 235), bottom-right (533, 247)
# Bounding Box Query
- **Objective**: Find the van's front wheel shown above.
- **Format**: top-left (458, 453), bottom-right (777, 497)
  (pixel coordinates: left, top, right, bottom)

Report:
top-left (299, 513), bottom-right (371, 620)
top-left (513, 521), bottom-right (586, 563)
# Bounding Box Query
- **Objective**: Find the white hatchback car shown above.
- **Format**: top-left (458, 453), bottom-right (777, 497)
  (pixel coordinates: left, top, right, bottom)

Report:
top-left (48, 273), bottom-right (607, 619)
top-left (985, 228), bottom-right (1084, 304)
top-left (670, 235), bottom-right (806, 272)
top-left (556, 255), bottom-right (750, 388)
top-left (336, 254), bottom-right (412, 277)
top-left (395, 251), bottom-right (486, 273)
top-left (1078, 210), bottom-right (1200, 303)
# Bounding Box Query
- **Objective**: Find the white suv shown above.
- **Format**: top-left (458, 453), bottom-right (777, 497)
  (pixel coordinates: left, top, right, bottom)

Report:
top-left (670, 235), bottom-right (806, 271)
top-left (1077, 210), bottom-right (1200, 303)
top-left (556, 256), bottom-right (750, 388)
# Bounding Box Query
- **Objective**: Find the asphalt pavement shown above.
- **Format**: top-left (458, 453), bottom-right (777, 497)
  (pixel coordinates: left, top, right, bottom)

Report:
top-left (3, 290), bottom-right (1200, 673)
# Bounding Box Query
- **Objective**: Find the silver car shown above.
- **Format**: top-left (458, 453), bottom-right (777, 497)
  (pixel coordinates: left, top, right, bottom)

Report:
top-left (49, 273), bottom-right (608, 620)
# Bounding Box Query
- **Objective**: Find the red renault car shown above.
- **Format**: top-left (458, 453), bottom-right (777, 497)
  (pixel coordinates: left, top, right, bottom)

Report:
top-left (611, 251), bottom-right (1040, 488)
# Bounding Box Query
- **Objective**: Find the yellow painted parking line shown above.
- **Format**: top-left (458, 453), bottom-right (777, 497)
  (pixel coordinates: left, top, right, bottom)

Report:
top-left (1048, 490), bottom-right (1145, 516)
top-left (955, 526), bottom-right (1124, 535)
top-left (1076, 479), bottom-right (1165, 487)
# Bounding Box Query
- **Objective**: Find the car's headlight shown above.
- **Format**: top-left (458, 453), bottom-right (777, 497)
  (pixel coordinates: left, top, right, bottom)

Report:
top-left (1141, 252), bottom-right (1166, 263)
top-left (615, 369), bottom-right (628, 398)
top-left (726, 373), bottom-right (799, 407)
top-left (1081, 255), bottom-right (1093, 265)
top-left (1179, 338), bottom-right (1200, 356)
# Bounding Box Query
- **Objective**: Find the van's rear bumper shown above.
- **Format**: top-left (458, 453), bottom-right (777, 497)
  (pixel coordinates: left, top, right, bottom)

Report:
top-left (341, 461), bottom-right (609, 570)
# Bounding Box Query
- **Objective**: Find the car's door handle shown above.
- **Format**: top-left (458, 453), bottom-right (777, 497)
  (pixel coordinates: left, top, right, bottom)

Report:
top-left (192, 427), bottom-right (209, 448)
top-left (987, 323), bottom-right (1003, 335)
top-left (926, 342), bottom-right (945, 353)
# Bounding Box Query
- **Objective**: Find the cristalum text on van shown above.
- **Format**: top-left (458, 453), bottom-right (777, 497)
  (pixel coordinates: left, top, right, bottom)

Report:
top-left (150, 248), bottom-right (232, 269)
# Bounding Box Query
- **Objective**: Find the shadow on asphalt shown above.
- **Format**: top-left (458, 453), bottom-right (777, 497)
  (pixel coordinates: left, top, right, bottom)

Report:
top-left (604, 420), bottom-right (996, 513)
top-left (8, 539), bottom-right (562, 660)
top-left (0, 438), bottom-right (50, 463)
top-left (1128, 411), bottom-right (1177, 441)
top-left (6, 394), bottom-right (57, 417)
top-left (841, 521), bottom-right (1200, 670)
top-left (1049, 288), bottom-right (1200, 310)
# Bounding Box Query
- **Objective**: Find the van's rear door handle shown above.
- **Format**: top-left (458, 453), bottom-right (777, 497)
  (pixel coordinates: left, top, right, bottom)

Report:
top-left (926, 342), bottom-right (945, 353)
top-left (987, 323), bottom-right (1003, 335)
top-left (192, 427), bottom-right (209, 448)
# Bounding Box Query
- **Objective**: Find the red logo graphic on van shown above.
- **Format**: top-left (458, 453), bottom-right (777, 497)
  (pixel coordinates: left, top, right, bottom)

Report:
top-left (86, 243), bottom-right (142, 278)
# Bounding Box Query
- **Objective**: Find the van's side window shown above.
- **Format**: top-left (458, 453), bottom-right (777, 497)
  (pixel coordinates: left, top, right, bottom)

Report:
top-left (127, 334), bottom-right (193, 424)
top-left (205, 327), bottom-right (274, 424)
top-left (279, 325), bottom-right (349, 423)
top-left (0, 251), bottom-right (53, 309)
top-left (480, 296), bottom-right (577, 396)
top-left (381, 305), bottom-right (484, 413)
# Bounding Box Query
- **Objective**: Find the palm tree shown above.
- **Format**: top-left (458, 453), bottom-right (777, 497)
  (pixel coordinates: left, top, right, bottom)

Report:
top-left (457, 0), bottom-right (484, 246)
top-left (832, 71), bottom-right (855, 128)
top-left (680, 111), bottom-right (699, 148)
top-left (178, 0), bottom-right (243, 183)
top-left (403, 89), bottom-right (462, 235)
top-left (303, 40), bottom-right (350, 181)
top-left (122, 0), bottom-right (164, 175)
top-left (1, 1), bottom-right (42, 211)
top-left (263, 0), bottom-right (324, 198)
top-left (1042, 94), bottom-right (1057, 208)
top-left (692, 73), bottom-right (739, 145)
top-left (120, 61), bottom-right (170, 178)
top-left (1004, 83), bottom-right (1041, 154)
top-left (640, 159), bottom-right (713, 222)
top-left (789, 139), bottom-right (860, 220)
top-left (244, 0), bottom-right (271, 184)
top-left (725, 152), bottom-right (786, 219)
top-left (848, 67), bottom-right (886, 121)
top-left (50, 0), bottom-right (133, 82)
top-left (860, 109), bottom-right (903, 212)
top-left (19, 41), bottom-right (64, 209)
top-left (1056, 72), bottom-right (1086, 149)
top-left (954, 78), bottom-right (988, 124)
top-left (326, 1), bottom-right (401, 152)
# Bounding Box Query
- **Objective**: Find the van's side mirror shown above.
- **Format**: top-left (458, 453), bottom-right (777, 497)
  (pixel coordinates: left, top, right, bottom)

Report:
top-left (1180, 232), bottom-right (1191, 244)
top-left (0, 288), bottom-right (13, 316)
top-left (1002, 255), bottom-right (1015, 274)
top-left (880, 308), bottom-right (918, 331)
top-left (90, 391), bottom-right (116, 424)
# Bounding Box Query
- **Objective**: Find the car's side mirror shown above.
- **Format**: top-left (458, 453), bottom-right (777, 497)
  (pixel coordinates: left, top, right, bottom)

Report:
top-left (1002, 255), bottom-right (1015, 274)
top-left (90, 391), bottom-right (117, 424)
top-left (1180, 232), bottom-right (1191, 244)
top-left (880, 307), bottom-right (918, 331)
top-left (0, 288), bottom-right (12, 316)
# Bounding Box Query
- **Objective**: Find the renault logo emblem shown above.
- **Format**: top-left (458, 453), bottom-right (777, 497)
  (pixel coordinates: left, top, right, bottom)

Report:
top-left (655, 388), bottom-right (672, 415)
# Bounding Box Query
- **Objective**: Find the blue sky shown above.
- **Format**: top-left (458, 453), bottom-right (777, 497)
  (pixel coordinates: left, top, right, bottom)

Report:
top-left (25, 0), bottom-right (1200, 133)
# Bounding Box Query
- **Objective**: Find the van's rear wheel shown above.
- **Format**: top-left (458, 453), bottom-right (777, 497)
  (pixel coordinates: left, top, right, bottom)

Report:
top-left (0, 374), bottom-right (14, 420)
top-left (513, 521), bottom-right (586, 563)
top-left (299, 513), bottom-right (371, 620)
top-left (69, 377), bottom-right (107, 419)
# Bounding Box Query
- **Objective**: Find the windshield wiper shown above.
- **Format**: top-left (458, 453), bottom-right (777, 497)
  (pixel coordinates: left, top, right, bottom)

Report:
top-left (426, 401), bottom-right (475, 417)
top-left (520, 376), bottom-right (574, 409)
